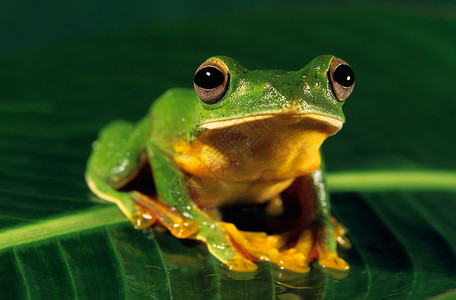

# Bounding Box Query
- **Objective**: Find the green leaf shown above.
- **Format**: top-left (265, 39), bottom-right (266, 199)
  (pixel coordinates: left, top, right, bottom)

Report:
top-left (1, 3), bottom-right (456, 299)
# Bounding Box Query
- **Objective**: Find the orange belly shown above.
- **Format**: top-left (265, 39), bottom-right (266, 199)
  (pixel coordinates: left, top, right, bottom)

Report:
top-left (171, 114), bottom-right (336, 208)
top-left (185, 175), bottom-right (295, 209)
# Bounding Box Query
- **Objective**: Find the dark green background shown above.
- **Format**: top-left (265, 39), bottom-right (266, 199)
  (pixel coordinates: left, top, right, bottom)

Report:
top-left (1, 1), bottom-right (456, 299)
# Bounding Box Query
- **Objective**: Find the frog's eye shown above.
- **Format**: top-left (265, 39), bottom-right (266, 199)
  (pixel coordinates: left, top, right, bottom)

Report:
top-left (328, 58), bottom-right (355, 102)
top-left (194, 59), bottom-right (230, 104)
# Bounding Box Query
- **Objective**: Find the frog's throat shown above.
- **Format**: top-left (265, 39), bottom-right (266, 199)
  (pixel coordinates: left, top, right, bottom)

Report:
top-left (197, 113), bottom-right (343, 132)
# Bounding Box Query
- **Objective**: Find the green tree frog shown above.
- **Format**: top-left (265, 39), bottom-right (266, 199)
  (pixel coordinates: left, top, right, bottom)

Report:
top-left (86, 55), bottom-right (355, 272)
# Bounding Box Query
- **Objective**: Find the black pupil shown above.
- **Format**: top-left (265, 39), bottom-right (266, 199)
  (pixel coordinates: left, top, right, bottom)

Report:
top-left (334, 64), bottom-right (355, 87)
top-left (194, 67), bottom-right (224, 89)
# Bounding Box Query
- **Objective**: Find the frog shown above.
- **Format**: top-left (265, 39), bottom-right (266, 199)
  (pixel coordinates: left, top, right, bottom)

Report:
top-left (85, 55), bottom-right (355, 273)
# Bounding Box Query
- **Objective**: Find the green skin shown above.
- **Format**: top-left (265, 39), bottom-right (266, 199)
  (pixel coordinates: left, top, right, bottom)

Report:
top-left (86, 55), bottom-right (348, 271)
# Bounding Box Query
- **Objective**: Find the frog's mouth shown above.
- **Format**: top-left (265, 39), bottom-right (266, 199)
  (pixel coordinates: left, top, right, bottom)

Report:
top-left (198, 113), bottom-right (343, 134)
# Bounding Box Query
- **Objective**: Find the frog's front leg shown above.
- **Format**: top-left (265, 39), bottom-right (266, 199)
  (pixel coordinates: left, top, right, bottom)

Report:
top-left (86, 120), bottom-right (199, 236)
top-left (85, 118), bottom-right (195, 234)
top-left (86, 118), bottom-right (158, 228)
top-left (287, 168), bottom-right (350, 271)
top-left (145, 138), bottom-right (258, 272)
top-left (220, 168), bottom-right (351, 272)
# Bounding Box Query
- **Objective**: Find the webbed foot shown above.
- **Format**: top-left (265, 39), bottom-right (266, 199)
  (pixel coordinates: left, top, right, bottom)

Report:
top-left (131, 193), bottom-right (258, 272)
top-left (223, 223), bottom-right (312, 272)
top-left (220, 218), bottom-right (350, 272)
top-left (315, 217), bottom-right (350, 270)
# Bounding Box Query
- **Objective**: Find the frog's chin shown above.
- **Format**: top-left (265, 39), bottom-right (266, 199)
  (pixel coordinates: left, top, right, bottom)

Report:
top-left (197, 113), bottom-right (343, 134)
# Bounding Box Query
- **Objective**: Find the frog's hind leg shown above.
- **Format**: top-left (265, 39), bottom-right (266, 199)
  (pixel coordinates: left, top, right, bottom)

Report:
top-left (86, 118), bottom-right (158, 228)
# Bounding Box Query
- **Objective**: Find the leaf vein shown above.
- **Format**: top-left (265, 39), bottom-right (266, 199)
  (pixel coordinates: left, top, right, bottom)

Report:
top-left (13, 246), bottom-right (32, 300)
top-left (149, 236), bottom-right (173, 300)
top-left (56, 238), bottom-right (78, 299)
top-left (105, 227), bottom-right (128, 298)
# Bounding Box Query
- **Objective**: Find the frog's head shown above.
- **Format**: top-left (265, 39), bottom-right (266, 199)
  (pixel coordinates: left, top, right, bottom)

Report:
top-left (191, 55), bottom-right (354, 138)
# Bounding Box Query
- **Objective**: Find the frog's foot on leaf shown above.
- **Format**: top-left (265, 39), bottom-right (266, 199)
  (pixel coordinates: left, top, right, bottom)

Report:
top-left (131, 193), bottom-right (257, 272)
top-left (220, 220), bottom-right (349, 272)
top-left (221, 222), bottom-right (310, 272)
top-left (132, 192), bottom-right (199, 238)
top-left (196, 221), bottom-right (258, 272)
top-left (316, 251), bottom-right (349, 271)
top-left (243, 228), bottom-right (314, 272)
top-left (222, 222), bottom-right (283, 262)
top-left (271, 222), bottom-right (349, 272)
top-left (307, 221), bottom-right (350, 271)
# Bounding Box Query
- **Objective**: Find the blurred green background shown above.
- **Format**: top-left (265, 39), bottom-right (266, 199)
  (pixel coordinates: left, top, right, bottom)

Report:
top-left (1, 0), bottom-right (456, 299)
top-left (3, 0), bottom-right (455, 172)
